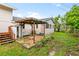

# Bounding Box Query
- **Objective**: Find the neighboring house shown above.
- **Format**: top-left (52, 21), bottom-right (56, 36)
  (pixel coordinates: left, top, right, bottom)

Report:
top-left (12, 17), bottom-right (54, 39)
top-left (0, 4), bottom-right (15, 33)
top-left (41, 18), bottom-right (54, 34)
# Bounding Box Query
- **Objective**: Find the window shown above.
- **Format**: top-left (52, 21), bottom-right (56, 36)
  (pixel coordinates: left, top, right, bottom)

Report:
top-left (36, 24), bottom-right (38, 28)
top-left (46, 24), bottom-right (49, 28)
top-left (22, 24), bottom-right (25, 29)
top-left (50, 24), bottom-right (52, 28)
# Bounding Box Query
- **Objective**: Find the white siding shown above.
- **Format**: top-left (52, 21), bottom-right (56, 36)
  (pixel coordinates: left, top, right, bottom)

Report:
top-left (11, 26), bottom-right (17, 39)
top-left (45, 20), bottom-right (54, 34)
top-left (35, 24), bottom-right (43, 34)
top-left (45, 28), bottom-right (54, 34)
top-left (22, 24), bottom-right (31, 35)
top-left (22, 24), bottom-right (54, 35)
top-left (21, 24), bottom-right (43, 36)
top-left (0, 8), bottom-right (12, 32)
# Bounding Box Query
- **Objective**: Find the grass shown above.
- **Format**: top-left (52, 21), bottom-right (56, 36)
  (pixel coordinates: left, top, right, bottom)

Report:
top-left (0, 32), bottom-right (79, 56)
top-left (52, 32), bottom-right (79, 56)
top-left (0, 42), bottom-right (49, 56)
top-left (0, 35), bottom-right (54, 56)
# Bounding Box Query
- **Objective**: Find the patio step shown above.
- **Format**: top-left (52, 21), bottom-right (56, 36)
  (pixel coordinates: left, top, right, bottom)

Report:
top-left (0, 32), bottom-right (14, 45)
top-left (0, 40), bottom-right (14, 45)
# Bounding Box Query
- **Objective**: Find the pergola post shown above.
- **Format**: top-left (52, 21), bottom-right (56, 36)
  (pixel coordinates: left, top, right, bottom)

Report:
top-left (44, 24), bottom-right (45, 37)
top-left (34, 22), bottom-right (35, 43)
top-left (20, 24), bottom-right (22, 38)
top-left (32, 22), bottom-right (35, 43)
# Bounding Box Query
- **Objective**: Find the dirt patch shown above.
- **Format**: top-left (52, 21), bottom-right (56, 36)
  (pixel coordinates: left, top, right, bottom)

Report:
top-left (65, 44), bottom-right (79, 56)
top-left (49, 50), bottom-right (56, 56)
top-left (16, 35), bottom-right (43, 48)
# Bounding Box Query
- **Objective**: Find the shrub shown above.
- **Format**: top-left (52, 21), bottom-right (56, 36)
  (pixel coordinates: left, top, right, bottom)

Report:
top-left (35, 35), bottom-right (54, 48)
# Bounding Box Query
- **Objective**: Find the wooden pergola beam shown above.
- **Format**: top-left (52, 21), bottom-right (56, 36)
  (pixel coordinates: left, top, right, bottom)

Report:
top-left (15, 19), bottom-right (47, 24)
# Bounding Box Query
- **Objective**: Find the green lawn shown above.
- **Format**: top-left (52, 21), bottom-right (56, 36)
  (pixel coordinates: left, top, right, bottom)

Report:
top-left (0, 32), bottom-right (79, 56)
top-left (52, 32), bottom-right (79, 56)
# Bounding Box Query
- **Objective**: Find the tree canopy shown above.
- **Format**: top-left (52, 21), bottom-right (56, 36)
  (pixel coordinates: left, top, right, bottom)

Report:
top-left (65, 5), bottom-right (79, 29)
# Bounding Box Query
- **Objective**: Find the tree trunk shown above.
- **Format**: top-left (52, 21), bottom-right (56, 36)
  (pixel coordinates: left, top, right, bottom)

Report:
top-left (57, 25), bottom-right (60, 32)
top-left (54, 25), bottom-right (56, 32)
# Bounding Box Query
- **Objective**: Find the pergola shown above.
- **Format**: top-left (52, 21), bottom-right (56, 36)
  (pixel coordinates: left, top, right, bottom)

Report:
top-left (14, 17), bottom-right (47, 43)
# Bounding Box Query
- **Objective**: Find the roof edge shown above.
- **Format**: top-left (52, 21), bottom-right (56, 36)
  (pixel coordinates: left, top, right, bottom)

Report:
top-left (0, 3), bottom-right (16, 10)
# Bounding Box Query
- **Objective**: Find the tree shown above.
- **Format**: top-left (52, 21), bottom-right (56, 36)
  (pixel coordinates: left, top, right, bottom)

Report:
top-left (64, 5), bottom-right (79, 32)
top-left (51, 15), bottom-right (61, 32)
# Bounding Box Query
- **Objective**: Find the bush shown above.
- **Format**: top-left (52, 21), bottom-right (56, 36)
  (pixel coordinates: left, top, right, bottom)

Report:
top-left (35, 35), bottom-right (54, 48)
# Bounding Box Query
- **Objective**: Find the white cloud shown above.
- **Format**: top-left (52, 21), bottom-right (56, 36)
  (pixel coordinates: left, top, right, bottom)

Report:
top-left (15, 13), bottom-right (23, 17)
top-left (13, 11), bottom-right (46, 19)
top-left (26, 12), bottom-right (45, 19)
top-left (13, 11), bottom-right (24, 18)
top-left (56, 4), bottom-right (62, 7)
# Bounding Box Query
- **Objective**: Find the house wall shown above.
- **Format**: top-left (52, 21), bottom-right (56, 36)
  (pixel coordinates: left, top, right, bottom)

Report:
top-left (22, 24), bottom-right (42, 36)
top-left (22, 24), bottom-right (31, 36)
top-left (35, 24), bottom-right (43, 34)
top-left (22, 24), bottom-right (54, 35)
top-left (0, 7), bottom-right (13, 32)
top-left (14, 24), bottom-right (44, 39)
top-left (21, 24), bottom-right (54, 36)
top-left (45, 25), bottom-right (54, 34)
top-left (45, 20), bottom-right (54, 34)
top-left (13, 23), bottom-right (54, 39)
top-left (41, 24), bottom-right (54, 34)
top-left (11, 26), bottom-right (17, 39)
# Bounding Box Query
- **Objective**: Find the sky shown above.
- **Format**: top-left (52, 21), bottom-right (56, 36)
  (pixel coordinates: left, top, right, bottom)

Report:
top-left (8, 3), bottom-right (78, 19)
